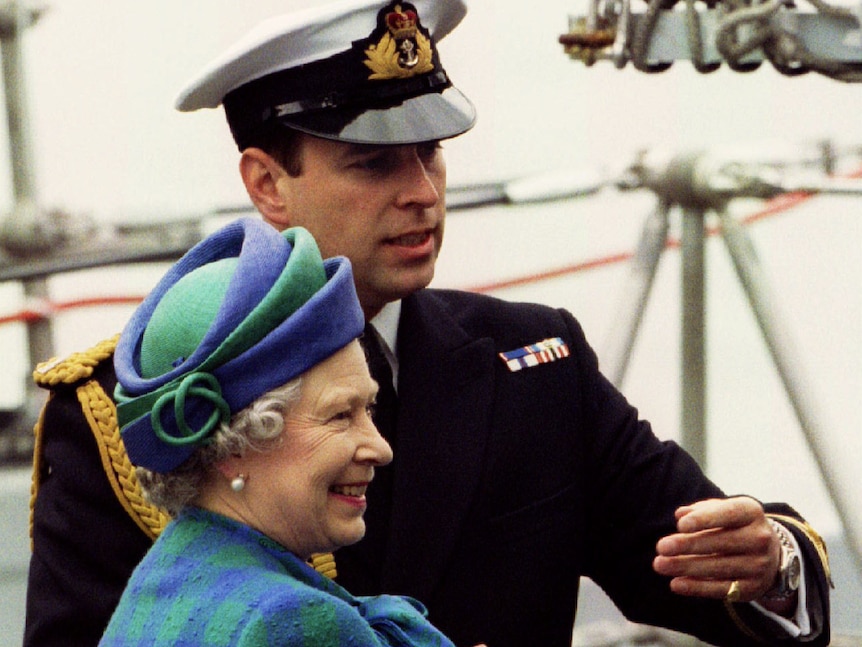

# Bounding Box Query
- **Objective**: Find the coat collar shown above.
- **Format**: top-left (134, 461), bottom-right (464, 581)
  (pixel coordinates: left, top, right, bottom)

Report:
top-left (379, 290), bottom-right (496, 599)
top-left (368, 300), bottom-right (401, 390)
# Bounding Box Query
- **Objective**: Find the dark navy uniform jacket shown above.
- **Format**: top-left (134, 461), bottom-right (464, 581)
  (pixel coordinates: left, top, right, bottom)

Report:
top-left (25, 289), bottom-right (831, 647)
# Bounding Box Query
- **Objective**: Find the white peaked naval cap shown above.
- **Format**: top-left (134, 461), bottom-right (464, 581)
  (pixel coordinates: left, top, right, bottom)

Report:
top-left (175, 0), bottom-right (476, 147)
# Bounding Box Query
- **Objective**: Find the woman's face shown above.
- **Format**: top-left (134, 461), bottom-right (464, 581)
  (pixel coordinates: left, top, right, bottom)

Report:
top-left (226, 340), bottom-right (393, 558)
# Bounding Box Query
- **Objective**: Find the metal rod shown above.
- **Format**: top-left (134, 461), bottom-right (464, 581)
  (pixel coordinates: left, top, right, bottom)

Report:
top-left (600, 199), bottom-right (671, 386)
top-left (0, 2), bottom-right (53, 437)
top-left (1, 1), bottom-right (37, 201)
top-left (681, 207), bottom-right (707, 467)
top-left (777, 177), bottom-right (862, 196)
top-left (718, 210), bottom-right (862, 573)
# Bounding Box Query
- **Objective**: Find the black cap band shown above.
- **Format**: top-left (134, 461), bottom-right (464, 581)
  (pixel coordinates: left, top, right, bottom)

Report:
top-left (224, 44), bottom-right (451, 149)
top-left (222, 1), bottom-right (473, 149)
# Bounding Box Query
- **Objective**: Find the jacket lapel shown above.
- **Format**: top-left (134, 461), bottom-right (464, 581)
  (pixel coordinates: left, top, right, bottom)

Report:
top-left (381, 291), bottom-right (495, 599)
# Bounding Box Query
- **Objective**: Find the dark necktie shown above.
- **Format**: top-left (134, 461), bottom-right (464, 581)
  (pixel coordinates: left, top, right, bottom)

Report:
top-left (362, 325), bottom-right (398, 448)
top-left (336, 324), bottom-right (398, 593)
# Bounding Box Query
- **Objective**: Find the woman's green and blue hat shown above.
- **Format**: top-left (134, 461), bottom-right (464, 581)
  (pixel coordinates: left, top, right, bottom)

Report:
top-left (114, 217), bottom-right (364, 473)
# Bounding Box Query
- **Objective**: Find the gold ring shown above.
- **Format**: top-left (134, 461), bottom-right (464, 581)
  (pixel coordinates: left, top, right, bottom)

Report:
top-left (725, 579), bottom-right (742, 603)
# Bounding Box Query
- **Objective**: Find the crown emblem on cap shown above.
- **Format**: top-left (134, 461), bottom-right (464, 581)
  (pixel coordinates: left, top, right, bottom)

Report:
top-left (386, 6), bottom-right (418, 39)
top-left (364, 2), bottom-right (434, 80)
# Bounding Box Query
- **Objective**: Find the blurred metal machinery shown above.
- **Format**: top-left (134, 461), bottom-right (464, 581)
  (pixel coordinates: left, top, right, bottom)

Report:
top-left (560, 0), bottom-right (862, 80)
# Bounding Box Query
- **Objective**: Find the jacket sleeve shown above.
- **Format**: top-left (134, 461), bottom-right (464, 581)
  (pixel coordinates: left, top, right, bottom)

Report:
top-left (25, 337), bottom-right (168, 647)
top-left (560, 308), bottom-right (831, 646)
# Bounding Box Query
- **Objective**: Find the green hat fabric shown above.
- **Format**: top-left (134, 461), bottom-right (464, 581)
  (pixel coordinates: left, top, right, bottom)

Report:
top-left (141, 258), bottom-right (238, 379)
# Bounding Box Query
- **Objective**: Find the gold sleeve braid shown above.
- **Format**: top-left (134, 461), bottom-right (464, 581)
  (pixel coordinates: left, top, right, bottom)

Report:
top-left (767, 514), bottom-right (832, 586)
top-left (29, 335), bottom-right (337, 578)
top-left (28, 398), bottom-right (48, 550)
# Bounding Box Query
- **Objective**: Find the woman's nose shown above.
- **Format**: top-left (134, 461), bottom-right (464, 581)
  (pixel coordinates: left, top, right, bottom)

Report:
top-left (357, 414), bottom-right (394, 466)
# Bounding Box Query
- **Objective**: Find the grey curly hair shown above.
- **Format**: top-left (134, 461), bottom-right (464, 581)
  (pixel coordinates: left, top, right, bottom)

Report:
top-left (137, 377), bottom-right (302, 516)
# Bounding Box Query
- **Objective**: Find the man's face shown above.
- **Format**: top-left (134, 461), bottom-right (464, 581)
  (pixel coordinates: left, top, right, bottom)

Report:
top-left (274, 134), bottom-right (447, 318)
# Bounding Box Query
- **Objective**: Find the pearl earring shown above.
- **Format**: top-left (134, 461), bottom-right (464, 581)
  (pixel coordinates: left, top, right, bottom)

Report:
top-left (230, 474), bottom-right (247, 493)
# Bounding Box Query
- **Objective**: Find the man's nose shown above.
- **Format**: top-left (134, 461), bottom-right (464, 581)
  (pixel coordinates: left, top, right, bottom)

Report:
top-left (395, 151), bottom-right (441, 208)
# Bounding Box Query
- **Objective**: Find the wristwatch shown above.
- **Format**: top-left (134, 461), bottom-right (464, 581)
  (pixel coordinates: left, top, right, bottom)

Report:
top-left (764, 518), bottom-right (802, 600)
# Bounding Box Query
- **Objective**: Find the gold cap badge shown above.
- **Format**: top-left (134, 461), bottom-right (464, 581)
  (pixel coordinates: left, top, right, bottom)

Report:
top-left (365, 3), bottom-right (434, 80)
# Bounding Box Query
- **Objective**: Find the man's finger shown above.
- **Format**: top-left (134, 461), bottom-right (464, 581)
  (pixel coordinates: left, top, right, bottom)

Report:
top-left (654, 551), bottom-right (770, 580)
top-left (668, 576), bottom-right (759, 602)
top-left (676, 497), bottom-right (762, 533)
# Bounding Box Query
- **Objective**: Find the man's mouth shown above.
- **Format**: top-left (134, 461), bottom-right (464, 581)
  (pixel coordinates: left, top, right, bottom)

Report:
top-left (387, 230), bottom-right (432, 247)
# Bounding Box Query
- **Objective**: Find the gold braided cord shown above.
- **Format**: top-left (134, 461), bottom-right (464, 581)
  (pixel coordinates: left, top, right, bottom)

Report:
top-left (27, 335), bottom-right (169, 544)
top-left (77, 379), bottom-right (170, 540)
top-left (33, 334), bottom-right (121, 387)
top-left (28, 397), bottom-right (50, 551)
top-left (723, 597), bottom-right (766, 643)
top-left (309, 552), bottom-right (337, 580)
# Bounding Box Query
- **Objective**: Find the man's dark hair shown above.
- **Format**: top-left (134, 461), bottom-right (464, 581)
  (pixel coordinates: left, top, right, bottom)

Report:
top-left (244, 124), bottom-right (303, 177)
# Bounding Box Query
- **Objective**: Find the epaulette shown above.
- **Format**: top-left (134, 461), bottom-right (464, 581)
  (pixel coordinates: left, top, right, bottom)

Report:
top-left (30, 335), bottom-right (171, 543)
top-left (33, 334), bottom-right (121, 387)
top-left (28, 336), bottom-right (337, 579)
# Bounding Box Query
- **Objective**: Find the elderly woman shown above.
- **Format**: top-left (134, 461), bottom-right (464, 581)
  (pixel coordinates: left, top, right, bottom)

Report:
top-left (98, 218), bottom-right (456, 646)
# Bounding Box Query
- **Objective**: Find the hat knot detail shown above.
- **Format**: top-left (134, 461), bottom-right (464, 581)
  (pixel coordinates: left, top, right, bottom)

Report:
top-left (151, 372), bottom-right (230, 448)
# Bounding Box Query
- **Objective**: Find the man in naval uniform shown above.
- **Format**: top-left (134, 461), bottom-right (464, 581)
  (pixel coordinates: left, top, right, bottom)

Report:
top-left (25, 1), bottom-right (831, 646)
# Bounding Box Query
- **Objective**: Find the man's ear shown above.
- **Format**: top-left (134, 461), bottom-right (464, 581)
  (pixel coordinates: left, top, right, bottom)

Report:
top-left (239, 148), bottom-right (292, 229)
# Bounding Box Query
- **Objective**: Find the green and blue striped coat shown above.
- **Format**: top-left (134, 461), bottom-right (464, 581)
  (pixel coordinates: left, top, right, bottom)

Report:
top-left (100, 508), bottom-right (454, 646)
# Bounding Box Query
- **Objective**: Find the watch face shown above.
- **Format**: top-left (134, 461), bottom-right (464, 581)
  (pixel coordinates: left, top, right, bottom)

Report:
top-left (788, 554), bottom-right (802, 590)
